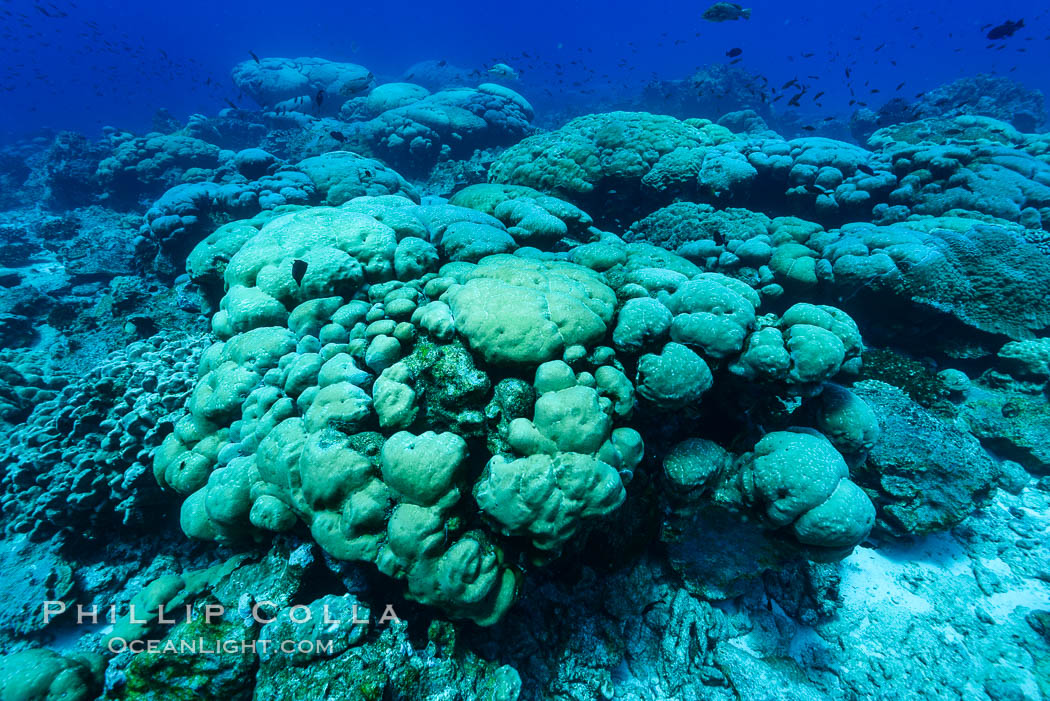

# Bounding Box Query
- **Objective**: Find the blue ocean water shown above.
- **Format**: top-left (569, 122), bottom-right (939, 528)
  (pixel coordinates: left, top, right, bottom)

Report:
top-left (1, 0), bottom-right (1046, 138)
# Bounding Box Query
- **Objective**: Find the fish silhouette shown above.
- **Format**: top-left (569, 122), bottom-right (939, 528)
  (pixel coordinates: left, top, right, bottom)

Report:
top-left (292, 259), bottom-right (308, 286)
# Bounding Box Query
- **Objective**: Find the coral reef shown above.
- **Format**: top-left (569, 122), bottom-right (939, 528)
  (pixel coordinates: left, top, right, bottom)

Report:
top-left (336, 83), bottom-right (534, 175)
top-left (852, 74), bottom-right (1048, 142)
top-left (138, 150), bottom-right (418, 274)
top-left (492, 110), bottom-right (1050, 238)
top-left (1, 334), bottom-right (206, 541)
top-left (1, 51), bottom-right (1049, 701)
top-left (146, 189), bottom-right (876, 628)
top-left (97, 131), bottom-right (224, 206)
top-left (231, 57), bottom-right (375, 117)
top-left (639, 63), bottom-right (773, 124)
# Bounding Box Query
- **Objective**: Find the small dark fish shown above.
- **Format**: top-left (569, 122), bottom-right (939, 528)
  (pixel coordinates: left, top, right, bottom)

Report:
top-left (801, 125), bottom-right (816, 131)
top-left (896, 81), bottom-right (906, 91)
top-left (330, 130), bottom-right (346, 142)
top-left (726, 47), bottom-right (743, 58)
top-left (987, 19), bottom-right (1024, 40)
top-left (857, 164), bottom-right (875, 176)
top-left (729, 57), bottom-right (742, 64)
top-left (363, 169), bottom-right (373, 178)
top-left (813, 91), bottom-right (825, 100)
top-left (249, 50), bottom-right (260, 64)
top-left (782, 78), bottom-right (798, 89)
top-left (292, 259), bottom-right (308, 286)
top-left (437, 60), bottom-right (447, 67)
top-left (35, 5), bottom-right (66, 17)
top-left (713, 230), bottom-right (727, 245)
top-left (315, 90), bottom-right (324, 107)
top-left (223, 98), bottom-right (237, 109)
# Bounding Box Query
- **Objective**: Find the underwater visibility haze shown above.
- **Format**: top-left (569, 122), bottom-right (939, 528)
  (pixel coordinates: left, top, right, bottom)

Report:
top-left (0, 0), bottom-right (1049, 698)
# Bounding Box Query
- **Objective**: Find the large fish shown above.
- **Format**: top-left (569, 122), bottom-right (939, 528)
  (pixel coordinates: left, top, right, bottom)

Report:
top-left (488, 62), bottom-right (519, 80)
top-left (987, 19), bottom-right (1024, 40)
top-left (702, 2), bottom-right (751, 22)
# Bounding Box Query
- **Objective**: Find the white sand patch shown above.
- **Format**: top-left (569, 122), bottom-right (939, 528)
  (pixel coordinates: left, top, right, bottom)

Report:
top-left (979, 557), bottom-right (1013, 578)
top-left (839, 545), bottom-right (946, 614)
top-left (983, 579), bottom-right (1050, 622)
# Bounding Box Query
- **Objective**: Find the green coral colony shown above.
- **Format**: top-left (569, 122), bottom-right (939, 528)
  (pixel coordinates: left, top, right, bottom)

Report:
top-left (154, 180), bottom-right (879, 625)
